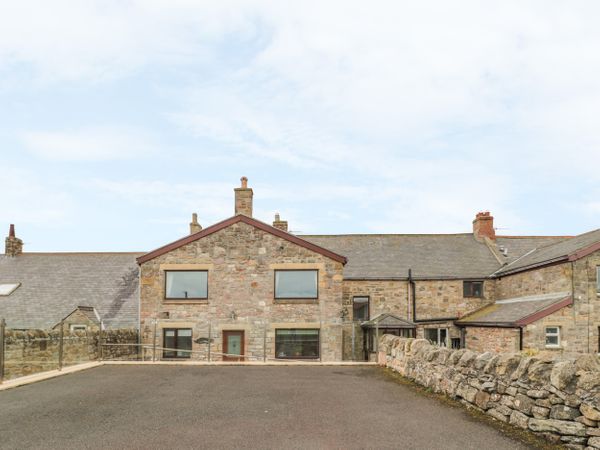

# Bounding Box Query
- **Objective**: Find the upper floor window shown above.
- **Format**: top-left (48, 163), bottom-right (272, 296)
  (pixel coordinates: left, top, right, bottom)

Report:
top-left (596, 266), bottom-right (600, 293)
top-left (275, 270), bottom-right (318, 299)
top-left (545, 326), bottom-right (560, 348)
top-left (165, 271), bottom-right (208, 300)
top-left (463, 281), bottom-right (483, 298)
top-left (353, 297), bottom-right (369, 321)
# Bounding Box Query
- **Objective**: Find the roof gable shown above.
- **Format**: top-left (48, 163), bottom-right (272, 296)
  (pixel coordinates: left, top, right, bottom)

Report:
top-left (136, 215), bottom-right (347, 265)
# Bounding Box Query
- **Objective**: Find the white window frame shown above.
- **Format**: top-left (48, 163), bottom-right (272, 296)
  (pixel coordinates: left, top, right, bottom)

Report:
top-left (545, 326), bottom-right (561, 348)
top-left (596, 266), bottom-right (600, 293)
top-left (70, 324), bottom-right (87, 332)
top-left (424, 328), bottom-right (449, 347)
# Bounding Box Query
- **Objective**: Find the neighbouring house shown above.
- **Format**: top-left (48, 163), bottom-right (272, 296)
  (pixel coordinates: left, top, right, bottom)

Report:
top-left (2, 178), bottom-right (599, 360)
top-left (0, 226), bottom-right (141, 331)
top-left (52, 306), bottom-right (103, 332)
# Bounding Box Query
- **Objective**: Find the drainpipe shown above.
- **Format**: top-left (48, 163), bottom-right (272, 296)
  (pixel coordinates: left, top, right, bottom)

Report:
top-left (519, 327), bottom-right (523, 351)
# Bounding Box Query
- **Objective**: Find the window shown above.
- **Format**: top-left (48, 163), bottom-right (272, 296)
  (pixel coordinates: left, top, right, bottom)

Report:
top-left (424, 328), bottom-right (449, 347)
top-left (275, 329), bottom-right (319, 359)
top-left (463, 281), bottom-right (484, 298)
top-left (274, 270), bottom-right (318, 299)
top-left (0, 283), bottom-right (20, 296)
top-left (545, 326), bottom-right (560, 348)
top-left (451, 338), bottom-right (462, 349)
top-left (70, 324), bottom-right (87, 332)
top-left (165, 271), bottom-right (208, 300)
top-left (597, 266), bottom-right (600, 293)
top-left (163, 328), bottom-right (193, 358)
top-left (353, 297), bottom-right (369, 321)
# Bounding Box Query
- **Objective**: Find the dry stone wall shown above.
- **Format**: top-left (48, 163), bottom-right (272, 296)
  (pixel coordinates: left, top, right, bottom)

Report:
top-left (2, 328), bottom-right (138, 380)
top-left (379, 335), bottom-right (600, 449)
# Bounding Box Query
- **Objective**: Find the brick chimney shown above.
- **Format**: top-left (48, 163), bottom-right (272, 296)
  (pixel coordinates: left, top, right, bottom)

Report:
top-left (5, 224), bottom-right (23, 256)
top-left (189, 213), bottom-right (202, 235)
top-left (473, 211), bottom-right (495, 241)
top-left (272, 213), bottom-right (288, 232)
top-left (234, 176), bottom-right (253, 217)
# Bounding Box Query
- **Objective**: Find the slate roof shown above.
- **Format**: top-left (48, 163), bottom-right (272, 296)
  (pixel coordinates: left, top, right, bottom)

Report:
top-left (302, 234), bottom-right (501, 279)
top-left (495, 229), bottom-right (600, 276)
top-left (456, 292), bottom-right (572, 327)
top-left (0, 253), bottom-right (141, 330)
top-left (495, 236), bottom-right (569, 264)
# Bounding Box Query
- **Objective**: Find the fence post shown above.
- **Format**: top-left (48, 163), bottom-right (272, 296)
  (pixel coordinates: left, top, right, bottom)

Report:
top-left (263, 324), bottom-right (267, 363)
top-left (152, 319), bottom-right (157, 363)
top-left (351, 322), bottom-right (355, 362)
top-left (58, 320), bottom-right (64, 371)
top-left (98, 321), bottom-right (104, 361)
top-left (207, 321), bottom-right (211, 362)
top-left (0, 318), bottom-right (5, 384)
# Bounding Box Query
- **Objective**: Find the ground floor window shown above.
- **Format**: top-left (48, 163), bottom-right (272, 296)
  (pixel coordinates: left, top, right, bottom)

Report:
top-left (163, 328), bottom-right (193, 358)
top-left (275, 329), bottom-right (319, 359)
top-left (545, 326), bottom-right (560, 348)
top-left (424, 328), bottom-right (448, 347)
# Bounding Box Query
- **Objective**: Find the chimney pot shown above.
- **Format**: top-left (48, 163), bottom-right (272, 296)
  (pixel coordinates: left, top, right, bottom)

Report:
top-left (473, 211), bottom-right (495, 241)
top-left (234, 177), bottom-right (253, 217)
top-left (272, 213), bottom-right (288, 232)
top-left (189, 213), bottom-right (202, 235)
top-left (5, 224), bottom-right (23, 256)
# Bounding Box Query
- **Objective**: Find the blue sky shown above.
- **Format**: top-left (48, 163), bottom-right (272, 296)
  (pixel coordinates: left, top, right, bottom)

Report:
top-left (1, 1), bottom-right (600, 252)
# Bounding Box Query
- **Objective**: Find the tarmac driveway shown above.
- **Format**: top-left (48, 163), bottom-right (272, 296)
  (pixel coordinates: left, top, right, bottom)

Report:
top-left (0, 365), bottom-right (533, 449)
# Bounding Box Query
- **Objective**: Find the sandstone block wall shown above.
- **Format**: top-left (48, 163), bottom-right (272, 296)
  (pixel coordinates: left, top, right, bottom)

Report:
top-left (140, 221), bottom-right (345, 361)
top-left (464, 326), bottom-right (520, 353)
top-left (2, 328), bottom-right (138, 380)
top-left (379, 335), bottom-right (600, 449)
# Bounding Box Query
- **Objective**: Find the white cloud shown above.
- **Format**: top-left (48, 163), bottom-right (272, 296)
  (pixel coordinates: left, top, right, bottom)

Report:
top-left (21, 127), bottom-right (156, 161)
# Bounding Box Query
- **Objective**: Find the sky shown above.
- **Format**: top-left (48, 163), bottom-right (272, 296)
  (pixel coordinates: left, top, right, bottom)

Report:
top-left (1, 1), bottom-right (600, 252)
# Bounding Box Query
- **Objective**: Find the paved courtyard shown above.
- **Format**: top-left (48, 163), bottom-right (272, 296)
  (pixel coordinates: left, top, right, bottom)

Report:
top-left (0, 365), bottom-right (534, 449)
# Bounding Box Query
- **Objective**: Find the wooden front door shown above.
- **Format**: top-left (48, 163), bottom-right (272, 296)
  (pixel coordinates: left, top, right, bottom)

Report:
top-left (223, 330), bottom-right (244, 361)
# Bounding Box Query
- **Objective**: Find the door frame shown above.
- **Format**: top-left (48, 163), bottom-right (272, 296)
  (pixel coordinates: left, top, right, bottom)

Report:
top-left (223, 330), bottom-right (245, 361)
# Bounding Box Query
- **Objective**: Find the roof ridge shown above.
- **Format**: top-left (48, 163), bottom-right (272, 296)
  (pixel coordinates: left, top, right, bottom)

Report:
top-left (14, 252), bottom-right (146, 255)
top-left (496, 235), bottom-right (572, 239)
top-left (302, 233), bottom-right (475, 237)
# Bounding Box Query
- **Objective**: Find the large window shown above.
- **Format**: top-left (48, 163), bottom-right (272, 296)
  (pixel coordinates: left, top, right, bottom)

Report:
top-left (353, 296), bottom-right (369, 321)
top-left (165, 271), bottom-right (208, 300)
top-left (425, 328), bottom-right (448, 347)
top-left (274, 270), bottom-right (318, 299)
top-left (545, 326), bottom-right (561, 348)
top-left (163, 328), bottom-right (193, 358)
top-left (275, 329), bottom-right (319, 359)
top-left (463, 281), bottom-right (484, 298)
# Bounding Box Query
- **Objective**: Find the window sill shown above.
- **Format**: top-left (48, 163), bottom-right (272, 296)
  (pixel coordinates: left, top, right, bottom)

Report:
top-left (163, 299), bottom-right (209, 305)
top-left (544, 346), bottom-right (562, 350)
top-left (274, 299), bottom-right (318, 304)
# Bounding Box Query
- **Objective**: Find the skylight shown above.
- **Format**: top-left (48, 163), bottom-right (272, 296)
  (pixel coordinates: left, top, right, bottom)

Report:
top-left (0, 283), bottom-right (20, 296)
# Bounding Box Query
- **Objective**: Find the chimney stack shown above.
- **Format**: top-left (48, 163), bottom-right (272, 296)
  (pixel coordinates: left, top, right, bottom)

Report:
top-left (234, 176), bottom-right (253, 217)
top-left (272, 213), bottom-right (288, 232)
top-left (473, 211), bottom-right (495, 241)
top-left (5, 224), bottom-right (23, 256)
top-left (189, 213), bottom-right (202, 235)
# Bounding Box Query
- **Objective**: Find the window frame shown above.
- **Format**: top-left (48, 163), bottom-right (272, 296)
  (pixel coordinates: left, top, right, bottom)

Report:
top-left (545, 326), bottom-right (561, 348)
top-left (275, 328), bottom-right (320, 360)
top-left (162, 328), bottom-right (193, 359)
top-left (69, 324), bottom-right (87, 332)
top-left (274, 269), bottom-right (319, 301)
top-left (352, 296), bottom-right (370, 322)
top-left (424, 328), bottom-right (449, 347)
top-left (164, 270), bottom-right (208, 301)
top-left (463, 280), bottom-right (484, 298)
top-left (596, 266), bottom-right (600, 293)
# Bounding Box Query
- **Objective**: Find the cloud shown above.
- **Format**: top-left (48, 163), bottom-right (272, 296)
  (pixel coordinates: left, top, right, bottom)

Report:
top-left (21, 127), bottom-right (156, 161)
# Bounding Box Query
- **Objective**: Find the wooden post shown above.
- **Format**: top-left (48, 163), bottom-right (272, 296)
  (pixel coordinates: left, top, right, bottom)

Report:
top-left (98, 321), bottom-right (104, 361)
top-left (375, 322), bottom-right (379, 354)
top-left (207, 321), bottom-right (211, 362)
top-left (0, 318), bottom-right (5, 384)
top-left (263, 324), bottom-right (267, 362)
top-left (152, 319), bottom-right (157, 362)
top-left (351, 323), bottom-right (355, 362)
top-left (319, 320), bottom-right (322, 362)
top-left (58, 320), bottom-right (64, 371)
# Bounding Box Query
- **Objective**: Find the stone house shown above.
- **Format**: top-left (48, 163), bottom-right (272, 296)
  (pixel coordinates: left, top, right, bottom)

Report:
top-left (3, 178), bottom-right (599, 360)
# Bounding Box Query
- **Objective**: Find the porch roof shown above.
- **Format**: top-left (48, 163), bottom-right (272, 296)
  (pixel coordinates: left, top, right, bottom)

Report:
top-left (361, 313), bottom-right (416, 329)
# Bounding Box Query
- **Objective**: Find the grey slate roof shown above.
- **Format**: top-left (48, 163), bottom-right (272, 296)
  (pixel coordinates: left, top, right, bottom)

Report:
top-left (495, 236), bottom-right (569, 264)
top-left (302, 234), bottom-right (502, 279)
top-left (456, 292), bottom-right (571, 326)
top-left (0, 253), bottom-right (141, 330)
top-left (495, 229), bottom-right (600, 275)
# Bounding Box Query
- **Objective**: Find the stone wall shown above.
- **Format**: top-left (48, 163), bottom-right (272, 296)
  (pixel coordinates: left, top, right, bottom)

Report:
top-left (379, 335), bottom-right (600, 449)
top-left (140, 221), bottom-right (345, 361)
top-left (465, 327), bottom-right (520, 353)
top-left (496, 263), bottom-right (572, 300)
top-left (2, 328), bottom-right (138, 380)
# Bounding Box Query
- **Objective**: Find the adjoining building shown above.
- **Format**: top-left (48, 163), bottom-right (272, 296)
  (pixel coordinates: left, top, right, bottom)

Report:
top-left (2, 178), bottom-right (599, 360)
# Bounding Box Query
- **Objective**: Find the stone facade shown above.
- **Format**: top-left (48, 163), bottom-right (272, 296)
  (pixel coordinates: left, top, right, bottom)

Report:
top-left (2, 328), bottom-right (138, 380)
top-left (465, 327), bottom-right (520, 353)
top-left (496, 263), bottom-right (572, 300)
top-left (379, 335), bottom-right (600, 449)
top-left (139, 221), bottom-right (345, 361)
